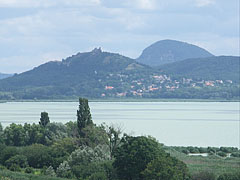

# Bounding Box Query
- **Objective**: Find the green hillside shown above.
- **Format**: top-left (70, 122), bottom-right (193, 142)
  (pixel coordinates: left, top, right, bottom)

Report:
top-left (158, 56), bottom-right (240, 82)
top-left (0, 49), bottom-right (239, 100)
top-left (0, 48), bottom-right (152, 99)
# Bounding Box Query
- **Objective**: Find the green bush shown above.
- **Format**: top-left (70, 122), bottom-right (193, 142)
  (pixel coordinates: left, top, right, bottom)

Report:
top-left (217, 151), bottom-right (227, 157)
top-left (5, 155), bottom-right (28, 169)
top-left (230, 152), bottom-right (240, 158)
top-left (23, 144), bottom-right (52, 168)
top-left (142, 155), bottom-right (189, 180)
top-left (113, 136), bottom-right (188, 180)
top-left (192, 171), bottom-right (216, 180)
top-left (0, 146), bottom-right (19, 165)
top-left (218, 172), bottom-right (240, 180)
top-left (24, 167), bottom-right (34, 174)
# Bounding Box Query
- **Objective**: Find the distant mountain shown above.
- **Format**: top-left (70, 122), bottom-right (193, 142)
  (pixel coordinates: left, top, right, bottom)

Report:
top-left (0, 47), bottom-right (238, 100)
top-left (137, 40), bottom-right (214, 66)
top-left (0, 48), bottom-right (150, 99)
top-left (158, 56), bottom-right (240, 82)
top-left (0, 73), bottom-right (13, 80)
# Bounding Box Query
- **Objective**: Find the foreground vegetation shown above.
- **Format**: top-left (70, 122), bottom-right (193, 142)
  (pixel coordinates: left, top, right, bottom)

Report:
top-left (0, 98), bottom-right (239, 180)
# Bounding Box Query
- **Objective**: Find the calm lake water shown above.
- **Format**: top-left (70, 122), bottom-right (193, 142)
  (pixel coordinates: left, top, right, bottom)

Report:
top-left (0, 102), bottom-right (239, 147)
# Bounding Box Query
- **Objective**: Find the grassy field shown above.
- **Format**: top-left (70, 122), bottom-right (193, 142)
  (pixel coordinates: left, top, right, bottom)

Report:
top-left (165, 148), bottom-right (240, 176)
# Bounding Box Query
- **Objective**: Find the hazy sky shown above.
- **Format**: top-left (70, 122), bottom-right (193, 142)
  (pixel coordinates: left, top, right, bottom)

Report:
top-left (0, 0), bottom-right (239, 73)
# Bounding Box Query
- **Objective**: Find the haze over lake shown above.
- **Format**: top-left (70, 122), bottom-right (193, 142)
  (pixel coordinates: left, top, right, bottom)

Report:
top-left (0, 102), bottom-right (239, 148)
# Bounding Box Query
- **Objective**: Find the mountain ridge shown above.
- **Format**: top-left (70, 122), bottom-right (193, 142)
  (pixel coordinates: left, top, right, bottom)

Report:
top-left (158, 56), bottom-right (240, 82)
top-left (0, 42), bottom-right (239, 100)
top-left (137, 39), bottom-right (214, 66)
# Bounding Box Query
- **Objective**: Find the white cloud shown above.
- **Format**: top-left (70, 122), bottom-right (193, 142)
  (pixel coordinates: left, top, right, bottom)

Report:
top-left (106, 8), bottom-right (146, 30)
top-left (136, 0), bottom-right (156, 10)
top-left (123, 0), bottom-right (157, 10)
top-left (0, 0), bottom-right (54, 8)
top-left (0, 0), bottom-right (239, 73)
top-left (195, 0), bottom-right (215, 7)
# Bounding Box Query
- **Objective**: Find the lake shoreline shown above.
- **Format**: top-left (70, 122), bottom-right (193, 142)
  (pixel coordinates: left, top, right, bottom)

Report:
top-left (0, 101), bottom-right (239, 147)
top-left (1, 98), bottom-right (239, 103)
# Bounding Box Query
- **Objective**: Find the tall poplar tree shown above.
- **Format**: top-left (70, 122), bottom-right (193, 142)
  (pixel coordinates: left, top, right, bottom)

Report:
top-left (39, 112), bottom-right (50, 127)
top-left (77, 98), bottom-right (93, 137)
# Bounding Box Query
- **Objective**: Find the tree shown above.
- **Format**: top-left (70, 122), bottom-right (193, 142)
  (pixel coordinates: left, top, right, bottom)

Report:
top-left (104, 124), bottom-right (122, 159)
top-left (64, 145), bottom-right (111, 179)
top-left (113, 135), bottom-right (165, 180)
top-left (0, 122), bottom-right (3, 144)
top-left (0, 122), bottom-right (3, 132)
top-left (5, 155), bottom-right (28, 169)
top-left (39, 112), bottom-right (50, 127)
top-left (77, 98), bottom-right (93, 137)
top-left (23, 144), bottom-right (52, 168)
top-left (77, 125), bottom-right (108, 147)
top-left (23, 123), bottom-right (47, 145)
top-left (3, 123), bottom-right (26, 146)
top-left (141, 155), bottom-right (188, 180)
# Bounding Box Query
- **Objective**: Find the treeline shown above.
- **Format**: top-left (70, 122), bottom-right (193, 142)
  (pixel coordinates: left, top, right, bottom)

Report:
top-left (0, 85), bottom-right (239, 100)
top-left (172, 146), bottom-right (240, 157)
top-left (140, 86), bottom-right (240, 100)
top-left (0, 98), bottom-right (239, 180)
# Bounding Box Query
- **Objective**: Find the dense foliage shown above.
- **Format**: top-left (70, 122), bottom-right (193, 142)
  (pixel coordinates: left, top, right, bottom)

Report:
top-left (113, 135), bottom-right (189, 180)
top-left (0, 98), bottom-right (239, 180)
top-left (159, 56), bottom-right (240, 83)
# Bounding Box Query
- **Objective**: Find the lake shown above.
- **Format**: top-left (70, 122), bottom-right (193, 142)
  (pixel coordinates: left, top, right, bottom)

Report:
top-left (0, 102), bottom-right (239, 148)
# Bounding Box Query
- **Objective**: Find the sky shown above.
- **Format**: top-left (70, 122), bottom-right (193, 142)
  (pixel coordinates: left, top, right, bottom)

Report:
top-left (0, 0), bottom-right (239, 73)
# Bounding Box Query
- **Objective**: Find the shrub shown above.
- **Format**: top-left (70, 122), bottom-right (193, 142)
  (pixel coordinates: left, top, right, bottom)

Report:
top-left (23, 144), bottom-right (52, 168)
top-left (192, 171), bottom-right (216, 180)
top-left (5, 155), bottom-right (28, 169)
top-left (142, 155), bottom-right (189, 180)
top-left (231, 152), bottom-right (240, 158)
top-left (25, 167), bottom-right (34, 174)
top-left (0, 146), bottom-right (18, 165)
top-left (218, 172), bottom-right (240, 180)
top-left (217, 151), bottom-right (227, 157)
top-left (113, 136), bottom-right (187, 180)
top-left (45, 166), bottom-right (56, 177)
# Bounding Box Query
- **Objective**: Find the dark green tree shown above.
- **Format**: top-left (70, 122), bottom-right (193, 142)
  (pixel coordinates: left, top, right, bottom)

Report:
top-left (3, 123), bottom-right (26, 146)
top-left (5, 155), bottom-right (28, 169)
top-left (0, 122), bottom-right (3, 144)
top-left (77, 98), bottom-right (93, 137)
top-left (39, 112), bottom-right (50, 127)
top-left (113, 135), bottom-right (165, 180)
top-left (23, 144), bottom-right (52, 168)
top-left (0, 122), bottom-right (3, 132)
top-left (141, 155), bottom-right (188, 180)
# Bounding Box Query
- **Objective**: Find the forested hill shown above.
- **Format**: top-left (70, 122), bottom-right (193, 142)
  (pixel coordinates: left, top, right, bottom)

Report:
top-left (0, 48), bottom-right (239, 100)
top-left (137, 39), bottom-right (214, 66)
top-left (158, 56), bottom-right (240, 82)
top-left (0, 48), bottom-right (151, 99)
